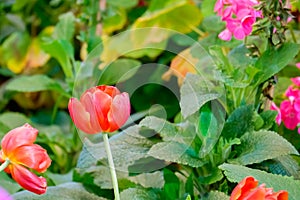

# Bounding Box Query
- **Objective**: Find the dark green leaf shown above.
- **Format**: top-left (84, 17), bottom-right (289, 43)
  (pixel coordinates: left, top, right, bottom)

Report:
top-left (162, 168), bottom-right (180, 200)
top-left (254, 43), bottom-right (300, 85)
top-left (220, 163), bottom-right (300, 200)
top-left (120, 188), bottom-right (159, 200)
top-left (222, 105), bottom-right (254, 139)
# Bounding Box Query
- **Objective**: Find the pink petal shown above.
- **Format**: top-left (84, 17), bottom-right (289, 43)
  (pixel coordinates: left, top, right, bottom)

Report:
top-left (271, 102), bottom-right (282, 125)
top-left (218, 29), bottom-right (232, 41)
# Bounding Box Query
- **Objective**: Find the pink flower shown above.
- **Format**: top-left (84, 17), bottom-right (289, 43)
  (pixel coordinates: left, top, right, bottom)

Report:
top-left (271, 102), bottom-right (282, 125)
top-left (296, 63), bottom-right (300, 69)
top-left (214, 0), bottom-right (262, 40)
top-left (0, 187), bottom-right (12, 200)
top-left (280, 100), bottom-right (299, 130)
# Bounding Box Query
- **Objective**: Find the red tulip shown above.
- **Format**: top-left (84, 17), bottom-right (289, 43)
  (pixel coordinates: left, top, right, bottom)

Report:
top-left (230, 176), bottom-right (288, 200)
top-left (68, 85), bottom-right (130, 134)
top-left (0, 124), bottom-right (51, 195)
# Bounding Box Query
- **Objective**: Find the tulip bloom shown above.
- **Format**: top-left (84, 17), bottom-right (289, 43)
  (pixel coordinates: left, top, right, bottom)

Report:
top-left (0, 124), bottom-right (51, 195)
top-left (230, 176), bottom-right (288, 200)
top-left (68, 85), bottom-right (130, 134)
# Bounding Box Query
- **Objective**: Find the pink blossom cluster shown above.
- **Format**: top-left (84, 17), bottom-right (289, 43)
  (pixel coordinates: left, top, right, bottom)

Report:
top-left (271, 63), bottom-right (300, 133)
top-left (214, 0), bottom-right (263, 41)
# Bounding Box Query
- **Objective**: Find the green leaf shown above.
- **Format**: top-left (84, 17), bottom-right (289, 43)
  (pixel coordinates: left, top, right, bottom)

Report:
top-left (5, 75), bottom-right (66, 94)
top-left (231, 130), bottom-right (299, 165)
top-left (0, 112), bottom-right (30, 129)
top-left (102, 7), bottom-right (127, 34)
top-left (120, 188), bottom-right (159, 200)
top-left (107, 0), bottom-right (138, 9)
top-left (133, 0), bottom-right (202, 34)
top-left (12, 182), bottom-right (106, 200)
top-left (0, 172), bottom-right (21, 194)
top-left (220, 163), bottom-right (300, 200)
top-left (99, 59), bottom-right (141, 85)
top-left (203, 191), bottom-right (230, 200)
top-left (254, 43), bottom-right (300, 85)
top-left (162, 168), bottom-right (180, 200)
top-left (259, 110), bottom-right (277, 130)
top-left (198, 101), bottom-right (225, 157)
top-left (41, 39), bottom-right (74, 78)
top-left (53, 12), bottom-right (75, 42)
top-left (180, 74), bottom-right (221, 118)
top-left (77, 125), bottom-right (155, 172)
top-left (148, 141), bottom-right (205, 167)
top-left (221, 105), bottom-right (254, 139)
top-left (128, 171), bottom-right (164, 189)
top-left (139, 116), bottom-right (196, 145)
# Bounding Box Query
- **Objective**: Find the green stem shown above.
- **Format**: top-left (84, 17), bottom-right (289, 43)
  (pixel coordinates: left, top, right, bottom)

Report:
top-left (0, 159), bottom-right (10, 172)
top-left (103, 133), bottom-right (120, 200)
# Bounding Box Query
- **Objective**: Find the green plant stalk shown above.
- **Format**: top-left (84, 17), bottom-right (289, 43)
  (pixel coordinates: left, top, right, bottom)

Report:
top-left (0, 159), bottom-right (10, 172)
top-left (103, 133), bottom-right (120, 200)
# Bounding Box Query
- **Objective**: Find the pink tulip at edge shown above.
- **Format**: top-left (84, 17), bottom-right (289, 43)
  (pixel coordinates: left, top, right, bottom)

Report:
top-left (0, 124), bottom-right (51, 195)
top-left (0, 187), bottom-right (12, 200)
top-left (68, 85), bottom-right (130, 134)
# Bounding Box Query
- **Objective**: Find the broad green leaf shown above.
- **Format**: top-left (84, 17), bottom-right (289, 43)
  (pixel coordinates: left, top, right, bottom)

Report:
top-left (128, 171), bottom-right (164, 189)
top-left (0, 112), bottom-right (30, 129)
top-left (180, 74), bottom-right (221, 118)
top-left (53, 12), bottom-right (75, 42)
top-left (201, 0), bottom-right (217, 17)
top-left (148, 141), bottom-right (205, 167)
top-left (139, 116), bottom-right (196, 145)
top-left (220, 163), bottom-right (300, 200)
top-left (5, 74), bottom-right (65, 94)
top-left (221, 105), bottom-right (254, 139)
top-left (12, 182), bottom-right (106, 200)
top-left (203, 191), bottom-right (229, 200)
top-left (133, 0), bottom-right (202, 34)
top-left (274, 155), bottom-right (300, 178)
top-left (254, 43), bottom-right (300, 85)
top-left (198, 101), bottom-right (225, 157)
top-left (228, 44), bottom-right (255, 69)
top-left (231, 130), bottom-right (298, 165)
top-left (120, 188), bottom-right (158, 200)
top-left (107, 0), bottom-right (138, 8)
top-left (77, 125), bottom-right (155, 172)
top-left (259, 110), bottom-right (277, 130)
top-left (198, 167), bottom-right (224, 185)
top-left (41, 39), bottom-right (74, 78)
top-left (102, 7), bottom-right (127, 34)
top-left (99, 59), bottom-right (141, 85)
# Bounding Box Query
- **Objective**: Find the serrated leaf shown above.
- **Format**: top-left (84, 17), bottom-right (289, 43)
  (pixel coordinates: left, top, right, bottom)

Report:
top-left (53, 12), bottom-right (75, 42)
top-left (148, 141), bottom-right (205, 167)
top-left (99, 59), bottom-right (141, 85)
top-left (139, 116), bottom-right (196, 145)
top-left (5, 75), bottom-right (65, 93)
top-left (12, 182), bottom-right (106, 200)
top-left (254, 43), bottom-right (300, 85)
top-left (120, 188), bottom-right (158, 200)
top-left (77, 125), bottom-right (155, 172)
top-left (231, 130), bottom-right (298, 165)
top-left (203, 191), bottom-right (230, 200)
top-left (222, 105), bottom-right (254, 139)
top-left (220, 163), bottom-right (300, 200)
top-left (133, 0), bottom-right (202, 34)
top-left (180, 74), bottom-right (221, 118)
top-left (198, 101), bottom-right (225, 157)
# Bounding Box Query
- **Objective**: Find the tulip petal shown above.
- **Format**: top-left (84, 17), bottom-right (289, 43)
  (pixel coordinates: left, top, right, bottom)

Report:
top-left (10, 144), bottom-right (51, 173)
top-left (68, 98), bottom-right (96, 134)
top-left (97, 85), bottom-right (120, 98)
top-left (11, 164), bottom-right (47, 195)
top-left (80, 92), bottom-right (102, 133)
top-left (93, 89), bottom-right (113, 131)
top-left (1, 124), bottom-right (38, 157)
top-left (107, 92), bottom-right (130, 132)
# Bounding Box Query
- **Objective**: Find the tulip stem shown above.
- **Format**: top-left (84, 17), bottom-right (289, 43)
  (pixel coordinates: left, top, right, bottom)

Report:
top-left (0, 159), bottom-right (10, 172)
top-left (103, 133), bottom-right (120, 200)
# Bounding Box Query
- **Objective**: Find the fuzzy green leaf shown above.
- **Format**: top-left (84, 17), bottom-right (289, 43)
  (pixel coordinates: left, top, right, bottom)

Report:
top-left (231, 130), bottom-right (299, 165)
top-left (220, 163), bottom-right (300, 200)
top-left (120, 188), bottom-right (158, 200)
top-left (203, 191), bottom-right (230, 200)
top-left (180, 74), bottom-right (221, 118)
top-left (148, 141), bottom-right (205, 167)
